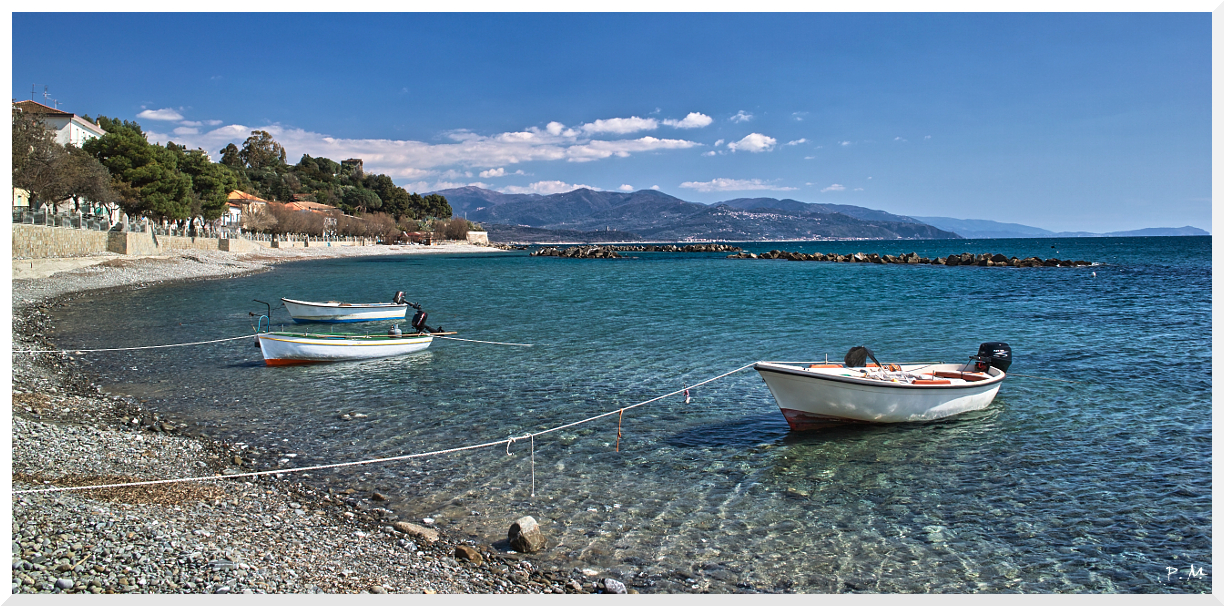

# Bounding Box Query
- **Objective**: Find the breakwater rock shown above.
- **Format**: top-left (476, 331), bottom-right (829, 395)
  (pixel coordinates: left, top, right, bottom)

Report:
top-left (603, 243), bottom-right (742, 253)
top-left (727, 250), bottom-right (1092, 267)
top-left (530, 243), bottom-right (742, 258)
top-left (530, 246), bottom-right (622, 258)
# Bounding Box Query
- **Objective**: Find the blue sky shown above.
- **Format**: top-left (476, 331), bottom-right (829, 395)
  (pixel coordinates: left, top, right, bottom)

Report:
top-left (11, 12), bottom-right (1211, 233)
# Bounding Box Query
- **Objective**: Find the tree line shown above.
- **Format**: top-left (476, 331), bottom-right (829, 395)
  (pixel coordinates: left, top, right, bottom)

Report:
top-left (11, 110), bottom-right (454, 230)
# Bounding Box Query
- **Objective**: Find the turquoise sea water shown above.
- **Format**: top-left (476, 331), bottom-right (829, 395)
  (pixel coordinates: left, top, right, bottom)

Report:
top-left (48, 236), bottom-right (1211, 593)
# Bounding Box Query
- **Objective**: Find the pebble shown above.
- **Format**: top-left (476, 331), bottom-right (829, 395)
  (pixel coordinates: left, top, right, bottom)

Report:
top-left (10, 248), bottom-right (603, 595)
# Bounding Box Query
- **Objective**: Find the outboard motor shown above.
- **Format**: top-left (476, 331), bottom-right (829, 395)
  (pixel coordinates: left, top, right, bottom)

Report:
top-left (974, 342), bottom-right (1012, 373)
top-left (392, 291), bottom-right (407, 305)
top-left (411, 308), bottom-right (429, 333)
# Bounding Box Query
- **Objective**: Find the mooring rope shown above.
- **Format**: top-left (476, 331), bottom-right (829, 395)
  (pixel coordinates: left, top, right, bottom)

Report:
top-left (434, 335), bottom-right (533, 347)
top-left (11, 332), bottom-right (533, 354)
top-left (12, 362), bottom-right (758, 495)
top-left (12, 334), bottom-right (256, 354)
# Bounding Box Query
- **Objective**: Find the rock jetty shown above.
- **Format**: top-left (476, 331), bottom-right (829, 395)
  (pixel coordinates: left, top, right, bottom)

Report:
top-left (727, 250), bottom-right (1092, 267)
top-left (530, 243), bottom-right (741, 258)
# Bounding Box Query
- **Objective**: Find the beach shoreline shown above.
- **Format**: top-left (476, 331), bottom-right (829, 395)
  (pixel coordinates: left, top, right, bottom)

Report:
top-left (9, 244), bottom-right (625, 594)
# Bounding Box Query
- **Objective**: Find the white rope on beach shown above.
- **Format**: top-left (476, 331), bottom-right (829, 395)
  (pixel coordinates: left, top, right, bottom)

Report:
top-left (12, 334), bottom-right (256, 354)
top-left (13, 362), bottom-right (758, 495)
top-left (434, 335), bottom-right (533, 347)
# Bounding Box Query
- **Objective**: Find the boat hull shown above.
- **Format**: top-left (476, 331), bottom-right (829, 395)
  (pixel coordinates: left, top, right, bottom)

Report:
top-left (281, 298), bottom-right (408, 323)
top-left (755, 362), bottom-right (1004, 428)
top-left (256, 332), bottom-right (433, 365)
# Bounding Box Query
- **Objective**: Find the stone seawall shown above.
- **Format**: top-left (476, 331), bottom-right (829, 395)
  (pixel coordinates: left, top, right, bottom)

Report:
top-left (13, 224), bottom-right (385, 258)
top-left (14, 224), bottom-right (241, 258)
top-left (12, 224), bottom-right (111, 259)
top-left (106, 231), bottom-right (221, 255)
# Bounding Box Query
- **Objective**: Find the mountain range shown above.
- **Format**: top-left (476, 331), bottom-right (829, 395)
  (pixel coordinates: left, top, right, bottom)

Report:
top-left (436, 187), bottom-right (957, 241)
top-left (431, 186), bottom-right (1208, 242)
top-left (910, 216), bottom-right (1210, 239)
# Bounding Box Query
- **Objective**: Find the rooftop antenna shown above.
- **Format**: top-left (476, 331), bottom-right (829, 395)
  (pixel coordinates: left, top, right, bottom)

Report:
top-left (43, 86), bottom-right (50, 105)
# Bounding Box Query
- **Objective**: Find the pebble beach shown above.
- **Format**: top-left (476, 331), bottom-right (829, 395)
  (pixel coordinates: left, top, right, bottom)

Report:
top-left (9, 243), bottom-right (634, 595)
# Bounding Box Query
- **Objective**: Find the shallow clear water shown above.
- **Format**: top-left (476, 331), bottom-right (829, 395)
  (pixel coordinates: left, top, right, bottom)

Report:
top-left (48, 237), bottom-right (1211, 593)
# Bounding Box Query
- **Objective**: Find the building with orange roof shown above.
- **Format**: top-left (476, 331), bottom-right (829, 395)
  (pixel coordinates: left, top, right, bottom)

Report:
top-left (224, 191), bottom-right (269, 226)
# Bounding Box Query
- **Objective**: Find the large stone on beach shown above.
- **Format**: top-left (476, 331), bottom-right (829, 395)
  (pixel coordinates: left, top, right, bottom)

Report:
top-left (454, 545), bottom-right (484, 564)
top-left (602, 578), bottom-right (627, 594)
top-left (508, 516), bottom-right (548, 553)
top-left (392, 521), bottom-right (439, 543)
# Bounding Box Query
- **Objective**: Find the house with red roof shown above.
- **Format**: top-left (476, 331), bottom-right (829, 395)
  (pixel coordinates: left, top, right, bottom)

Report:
top-left (12, 100), bottom-right (106, 148)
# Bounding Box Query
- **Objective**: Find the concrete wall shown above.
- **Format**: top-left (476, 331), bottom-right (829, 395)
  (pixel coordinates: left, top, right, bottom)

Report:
top-left (219, 238), bottom-right (259, 253)
top-left (13, 224), bottom-right (110, 258)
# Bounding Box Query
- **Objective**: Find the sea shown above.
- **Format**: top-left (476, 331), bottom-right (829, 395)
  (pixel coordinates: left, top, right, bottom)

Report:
top-left (46, 236), bottom-right (1211, 593)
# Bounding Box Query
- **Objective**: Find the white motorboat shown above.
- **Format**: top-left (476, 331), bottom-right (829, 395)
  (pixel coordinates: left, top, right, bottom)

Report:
top-left (755, 343), bottom-right (1011, 429)
top-left (254, 329), bottom-right (449, 366)
top-left (281, 297), bottom-right (408, 323)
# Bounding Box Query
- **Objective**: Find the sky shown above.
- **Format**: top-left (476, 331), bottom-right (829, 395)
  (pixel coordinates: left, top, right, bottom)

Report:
top-left (10, 12), bottom-right (1212, 233)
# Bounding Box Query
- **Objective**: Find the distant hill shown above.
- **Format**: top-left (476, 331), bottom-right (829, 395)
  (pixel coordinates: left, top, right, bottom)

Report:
top-left (430, 187), bottom-right (959, 242)
top-left (722, 198), bottom-right (927, 224)
top-left (439, 186), bottom-right (542, 217)
top-left (913, 216), bottom-right (1209, 239)
top-left (484, 224), bottom-right (643, 243)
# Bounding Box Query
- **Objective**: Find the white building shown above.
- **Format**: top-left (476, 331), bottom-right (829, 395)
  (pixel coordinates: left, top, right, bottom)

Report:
top-left (13, 100), bottom-right (106, 147)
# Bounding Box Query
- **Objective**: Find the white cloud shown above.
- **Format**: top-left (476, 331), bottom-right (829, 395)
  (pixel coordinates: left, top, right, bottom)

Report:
top-left (714, 139), bottom-right (724, 146)
top-left (501, 180), bottom-right (595, 195)
top-left (480, 167), bottom-right (506, 178)
top-left (679, 178), bottom-right (796, 192)
top-left (580, 116), bottom-right (658, 135)
top-left (792, 111), bottom-right (808, 121)
top-left (702, 151), bottom-right (717, 157)
top-left (839, 141), bottom-right (851, 146)
top-left (618, 184), bottom-right (634, 192)
top-left (145, 121), bottom-right (699, 180)
top-left (727, 133), bottom-right (777, 153)
top-left (565, 136), bottom-right (699, 162)
top-left (925, 135), bottom-right (931, 139)
top-left (894, 136), bottom-right (907, 142)
top-left (785, 138), bottom-right (807, 146)
top-left (663, 112), bottom-right (713, 129)
top-left (545, 121), bottom-right (565, 136)
top-left (854, 187), bottom-right (864, 191)
top-left (821, 184), bottom-right (846, 192)
top-left (137, 108), bottom-right (184, 121)
top-left (730, 110), bottom-right (753, 123)
top-left (172, 126), bottom-right (199, 136)
top-left (650, 185), bottom-right (660, 190)
top-left (804, 156), bottom-right (815, 160)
